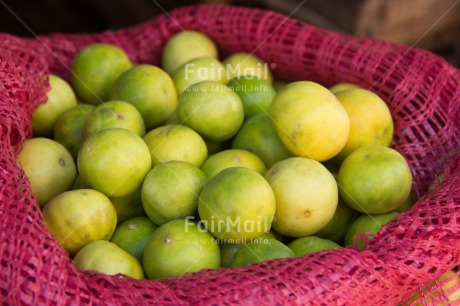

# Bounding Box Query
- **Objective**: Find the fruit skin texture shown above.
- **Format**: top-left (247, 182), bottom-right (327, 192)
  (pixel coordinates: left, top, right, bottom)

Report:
top-left (338, 146), bottom-right (413, 214)
top-left (71, 43), bottom-right (132, 105)
top-left (344, 212), bottom-right (399, 247)
top-left (77, 128), bottom-right (151, 198)
top-left (161, 30), bottom-right (218, 76)
top-left (42, 189), bottom-right (117, 256)
top-left (230, 239), bottom-right (295, 267)
top-left (177, 81), bottom-right (244, 142)
top-left (141, 161), bottom-right (208, 226)
top-left (110, 64), bottom-right (178, 130)
top-left (265, 157), bottom-right (338, 237)
top-left (270, 81), bottom-right (350, 162)
top-left (332, 88), bottom-right (394, 163)
top-left (16, 137), bottom-right (77, 208)
top-left (142, 219), bottom-right (220, 280)
top-left (74, 240), bottom-right (144, 280)
top-left (32, 74), bottom-right (78, 137)
top-left (143, 124), bottom-right (208, 168)
top-left (198, 167), bottom-right (276, 242)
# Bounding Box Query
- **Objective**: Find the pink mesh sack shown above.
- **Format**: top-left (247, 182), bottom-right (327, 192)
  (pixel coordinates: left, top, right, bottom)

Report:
top-left (1, 5), bottom-right (460, 305)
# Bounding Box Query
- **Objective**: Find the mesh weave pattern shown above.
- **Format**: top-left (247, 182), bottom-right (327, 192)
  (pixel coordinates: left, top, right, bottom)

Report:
top-left (1, 5), bottom-right (460, 305)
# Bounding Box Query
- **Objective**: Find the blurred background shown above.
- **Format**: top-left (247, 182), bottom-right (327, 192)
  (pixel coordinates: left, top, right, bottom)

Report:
top-left (0, 0), bottom-right (458, 67)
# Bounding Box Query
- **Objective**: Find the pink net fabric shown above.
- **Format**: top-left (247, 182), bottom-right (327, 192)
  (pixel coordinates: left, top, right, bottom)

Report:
top-left (1, 5), bottom-right (460, 305)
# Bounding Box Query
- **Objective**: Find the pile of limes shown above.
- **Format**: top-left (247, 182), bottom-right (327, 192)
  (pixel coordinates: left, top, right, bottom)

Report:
top-left (18, 30), bottom-right (418, 281)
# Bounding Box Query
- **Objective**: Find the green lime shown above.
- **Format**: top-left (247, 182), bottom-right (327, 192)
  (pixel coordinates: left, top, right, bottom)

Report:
top-left (110, 216), bottom-right (158, 262)
top-left (287, 236), bottom-right (340, 256)
top-left (227, 76), bottom-right (276, 119)
top-left (230, 239), bottom-right (295, 267)
top-left (71, 43), bottom-right (132, 105)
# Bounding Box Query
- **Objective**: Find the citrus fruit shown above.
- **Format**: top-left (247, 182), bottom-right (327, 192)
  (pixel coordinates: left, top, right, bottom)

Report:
top-left (344, 211), bottom-right (399, 247)
top-left (287, 236), bottom-right (340, 256)
top-left (329, 82), bottom-right (361, 94)
top-left (77, 128), bottom-right (151, 198)
top-left (337, 146), bottom-right (413, 214)
top-left (270, 81), bottom-right (350, 161)
top-left (176, 81), bottom-right (244, 142)
top-left (428, 172), bottom-right (446, 191)
top-left (227, 76), bottom-right (276, 119)
top-left (73, 240), bottom-right (144, 279)
top-left (230, 239), bottom-right (295, 267)
top-left (331, 88), bottom-right (394, 163)
top-left (232, 113), bottom-right (293, 168)
top-left (403, 270), bottom-right (460, 305)
top-left (109, 64), bottom-right (178, 130)
top-left (265, 157), bottom-right (338, 237)
top-left (143, 219), bottom-right (220, 280)
top-left (315, 198), bottom-right (360, 244)
top-left (16, 137), bottom-right (77, 208)
top-left (201, 149), bottom-right (267, 180)
top-left (173, 57), bottom-right (227, 96)
top-left (71, 43), bottom-right (132, 105)
top-left (141, 161), bottom-right (208, 226)
top-left (32, 74), bottom-right (78, 137)
top-left (110, 216), bottom-right (158, 262)
top-left (82, 100), bottom-right (145, 139)
top-left (42, 189), bottom-right (117, 256)
top-left (222, 52), bottom-right (273, 84)
top-left (53, 104), bottom-right (95, 160)
top-left (162, 30), bottom-right (218, 75)
top-left (198, 167), bottom-right (276, 242)
top-left (143, 124), bottom-right (208, 167)
top-left (109, 187), bottom-right (146, 225)
top-left (219, 230), bottom-right (278, 268)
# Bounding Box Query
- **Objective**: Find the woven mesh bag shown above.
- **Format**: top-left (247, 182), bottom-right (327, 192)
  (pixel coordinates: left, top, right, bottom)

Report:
top-left (1, 5), bottom-right (460, 305)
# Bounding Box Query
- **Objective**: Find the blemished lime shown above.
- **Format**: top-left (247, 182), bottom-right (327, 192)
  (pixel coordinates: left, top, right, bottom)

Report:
top-left (265, 157), bottom-right (338, 237)
top-left (110, 216), bottom-right (158, 262)
top-left (16, 137), bottom-right (77, 208)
